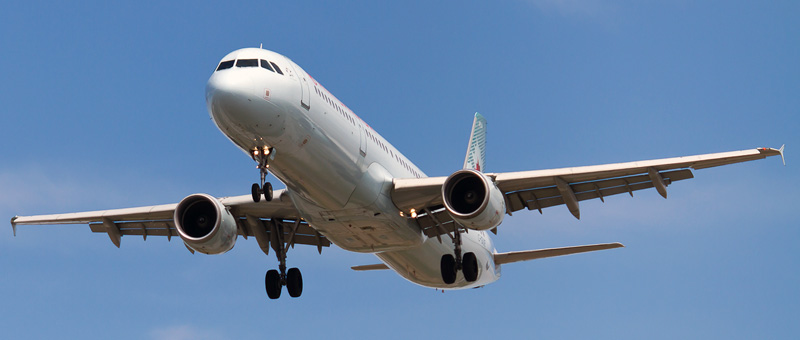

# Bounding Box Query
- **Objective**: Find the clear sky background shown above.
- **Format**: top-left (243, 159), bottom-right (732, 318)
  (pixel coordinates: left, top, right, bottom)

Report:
top-left (1, 1), bottom-right (797, 339)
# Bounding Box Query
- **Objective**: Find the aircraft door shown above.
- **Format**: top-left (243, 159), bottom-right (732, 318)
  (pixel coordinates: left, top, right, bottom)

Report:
top-left (299, 72), bottom-right (311, 110)
top-left (286, 61), bottom-right (311, 110)
top-left (358, 123), bottom-right (367, 159)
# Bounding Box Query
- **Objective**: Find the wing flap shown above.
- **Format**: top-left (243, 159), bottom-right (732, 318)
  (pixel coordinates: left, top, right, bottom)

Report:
top-left (84, 217), bottom-right (330, 248)
top-left (494, 242), bottom-right (624, 265)
top-left (507, 169), bottom-right (694, 214)
top-left (415, 208), bottom-right (458, 238)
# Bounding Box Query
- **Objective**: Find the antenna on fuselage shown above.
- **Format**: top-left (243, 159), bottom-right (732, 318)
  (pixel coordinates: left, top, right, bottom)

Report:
top-left (260, 43), bottom-right (263, 49)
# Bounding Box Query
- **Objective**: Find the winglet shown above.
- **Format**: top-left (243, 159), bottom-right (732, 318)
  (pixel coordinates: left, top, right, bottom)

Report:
top-left (11, 216), bottom-right (17, 237)
top-left (758, 145), bottom-right (785, 166)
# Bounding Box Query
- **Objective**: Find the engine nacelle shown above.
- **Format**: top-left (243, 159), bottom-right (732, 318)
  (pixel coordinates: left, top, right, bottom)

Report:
top-left (174, 193), bottom-right (238, 255)
top-left (442, 170), bottom-right (505, 231)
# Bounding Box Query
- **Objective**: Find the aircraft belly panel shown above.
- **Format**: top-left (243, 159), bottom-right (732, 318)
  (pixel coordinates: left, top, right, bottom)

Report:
top-left (377, 231), bottom-right (500, 289)
top-left (312, 217), bottom-right (422, 253)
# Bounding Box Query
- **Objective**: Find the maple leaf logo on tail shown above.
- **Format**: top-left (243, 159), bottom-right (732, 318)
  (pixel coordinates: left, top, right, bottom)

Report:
top-left (462, 112), bottom-right (487, 172)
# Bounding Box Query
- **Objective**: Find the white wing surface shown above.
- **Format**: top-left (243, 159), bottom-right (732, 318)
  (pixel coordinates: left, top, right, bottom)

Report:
top-left (11, 189), bottom-right (330, 253)
top-left (393, 146), bottom-right (784, 237)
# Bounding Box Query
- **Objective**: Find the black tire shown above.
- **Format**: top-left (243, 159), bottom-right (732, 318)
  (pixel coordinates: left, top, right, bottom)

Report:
top-left (264, 182), bottom-right (273, 202)
top-left (265, 269), bottom-right (281, 299)
top-left (462, 252), bottom-right (478, 282)
top-left (251, 183), bottom-right (261, 203)
top-left (286, 267), bottom-right (303, 298)
top-left (440, 254), bottom-right (457, 284)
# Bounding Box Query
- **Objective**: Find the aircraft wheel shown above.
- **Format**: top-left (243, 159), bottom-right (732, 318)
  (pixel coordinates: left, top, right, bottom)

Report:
top-left (264, 182), bottom-right (273, 202)
top-left (286, 267), bottom-right (303, 298)
top-left (265, 269), bottom-right (281, 299)
top-left (251, 183), bottom-right (261, 203)
top-left (440, 254), bottom-right (457, 284)
top-left (462, 252), bottom-right (478, 282)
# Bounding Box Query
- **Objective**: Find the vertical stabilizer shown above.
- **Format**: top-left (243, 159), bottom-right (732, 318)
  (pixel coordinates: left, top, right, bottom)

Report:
top-left (463, 112), bottom-right (487, 172)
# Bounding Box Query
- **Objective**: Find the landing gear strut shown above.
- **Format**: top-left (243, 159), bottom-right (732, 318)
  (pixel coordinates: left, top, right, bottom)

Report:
top-left (251, 147), bottom-right (273, 203)
top-left (440, 226), bottom-right (478, 284)
top-left (264, 219), bottom-right (303, 299)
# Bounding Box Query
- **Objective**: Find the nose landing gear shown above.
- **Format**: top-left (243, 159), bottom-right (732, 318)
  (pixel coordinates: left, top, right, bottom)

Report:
top-left (251, 147), bottom-right (273, 203)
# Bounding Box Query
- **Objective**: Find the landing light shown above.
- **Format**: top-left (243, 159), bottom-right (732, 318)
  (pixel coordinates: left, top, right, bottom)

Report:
top-left (410, 209), bottom-right (417, 219)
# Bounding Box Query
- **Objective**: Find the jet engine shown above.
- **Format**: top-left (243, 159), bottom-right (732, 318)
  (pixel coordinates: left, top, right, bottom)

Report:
top-left (442, 170), bottom-right (505, 231)
top-left (174, 193), bottom-right (238, 254)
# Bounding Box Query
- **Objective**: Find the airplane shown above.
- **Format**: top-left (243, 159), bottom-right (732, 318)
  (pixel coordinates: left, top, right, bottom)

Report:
top-left (10, 47), bottom-right (785, 299)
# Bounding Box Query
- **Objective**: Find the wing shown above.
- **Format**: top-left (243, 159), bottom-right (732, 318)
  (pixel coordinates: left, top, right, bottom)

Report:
top-left (11, 189), bottom-right (331, 254)
top-left (392, 146), bottom-right (784, 238)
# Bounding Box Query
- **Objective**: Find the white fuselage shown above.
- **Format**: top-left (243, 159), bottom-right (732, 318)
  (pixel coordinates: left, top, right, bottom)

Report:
top-left (205, 48), bottom-right (500, 289)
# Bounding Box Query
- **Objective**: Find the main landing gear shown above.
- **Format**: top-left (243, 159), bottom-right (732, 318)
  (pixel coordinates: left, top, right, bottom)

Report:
top-left (251, 147), bottom-right (273, 203)
top-left (265, 264), bottom-right (303, 299)
top-left (440, 227), bottom-right (478, 285)
top-left (265, 220), bottom-right (303, 299)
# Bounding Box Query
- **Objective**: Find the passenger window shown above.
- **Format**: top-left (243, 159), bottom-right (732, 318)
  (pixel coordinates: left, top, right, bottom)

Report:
top-left (270, 62), bottom-right (284, 75)
top-left (260, 60), bottom-right (274, 72)
top-left (216, 60), bottom-right (235, 71)
top-left (236, 59), bottom-right (258, 67)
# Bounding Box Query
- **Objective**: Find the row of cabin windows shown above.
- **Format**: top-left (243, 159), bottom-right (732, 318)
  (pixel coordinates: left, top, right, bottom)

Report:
top-left (216, 59), bottom-right (283, 75)
top-left (315, 86), bottom-right (355, 125)
top-left (396, 153), bottom-right (420, 178)
top-left (364, 127), bottom-right (421, 178)
top-left (313, 84), bottom-right (421, 178)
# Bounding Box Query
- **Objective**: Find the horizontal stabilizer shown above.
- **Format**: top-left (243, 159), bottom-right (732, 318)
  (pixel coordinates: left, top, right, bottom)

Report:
top-left (494, 242), bottom-right (624, 265)
top-left (351, 263), bottom-right (389, 271)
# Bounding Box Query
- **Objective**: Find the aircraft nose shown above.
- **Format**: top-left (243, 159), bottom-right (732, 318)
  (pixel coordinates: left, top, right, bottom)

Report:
top-left (205, 71), bottom-right (262, 127)
top-left (205, 69), bottom-right (286, 140)
top-left (206, 71), bottom-right (255, 105)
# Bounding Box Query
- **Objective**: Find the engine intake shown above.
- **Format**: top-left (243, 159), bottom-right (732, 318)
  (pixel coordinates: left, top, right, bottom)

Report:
top-left (442, 170), bottom-right (505, 231)
top-left (174, 193), bottom-right (238, 254)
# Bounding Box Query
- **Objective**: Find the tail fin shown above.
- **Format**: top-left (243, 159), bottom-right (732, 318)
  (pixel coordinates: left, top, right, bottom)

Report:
top-left (463, 112), bottom-right (487, 172)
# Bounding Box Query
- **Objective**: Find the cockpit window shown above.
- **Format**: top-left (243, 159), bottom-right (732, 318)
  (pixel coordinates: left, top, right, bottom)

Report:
top-left (236, 59), bottom-right (259, 67)
top-left (260, 59), bottom-right (274, 72)
top-left (216, 60), bottom-right (234, 71)
top-left (270, 62), bottom-right (284, 75)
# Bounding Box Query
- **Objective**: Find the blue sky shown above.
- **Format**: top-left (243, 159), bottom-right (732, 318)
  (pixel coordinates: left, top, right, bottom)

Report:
top-left (1, 1), bottom-right (797, 339)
